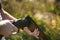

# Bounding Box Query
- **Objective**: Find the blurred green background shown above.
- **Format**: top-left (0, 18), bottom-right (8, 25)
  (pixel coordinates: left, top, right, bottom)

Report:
top-left (2, 0), bottom-right (60, 40)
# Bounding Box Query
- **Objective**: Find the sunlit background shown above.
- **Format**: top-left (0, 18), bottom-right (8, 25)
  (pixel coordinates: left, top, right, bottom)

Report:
top-left (1, 0), bottom-right (60, 40)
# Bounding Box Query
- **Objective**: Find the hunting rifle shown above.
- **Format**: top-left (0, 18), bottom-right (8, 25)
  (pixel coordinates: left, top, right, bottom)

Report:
top-left (0, 0), bottom-right (50, 40)
top-left (13, 15), bottom-right (50, 40)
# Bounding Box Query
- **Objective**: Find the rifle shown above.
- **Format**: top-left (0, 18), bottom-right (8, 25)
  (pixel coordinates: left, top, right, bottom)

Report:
top-left (0, 0), bottom-right (50, 40)
top-left (13, 15), bottom-right (51, 40)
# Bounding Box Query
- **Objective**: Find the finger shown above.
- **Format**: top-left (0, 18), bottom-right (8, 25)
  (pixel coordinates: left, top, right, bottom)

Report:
top-left (35, 28), bottom-right (39, 34)
top-left (33, 34), bottom-right (39, 39)
top-left (33, 28), bottom-right (39, 36)
top-left (37, 28), bottom-right (38, 30)
top-left (36, 28), bottom-right (39, 32)
top-left (34, 29), bottom-right (36, 32)
top-left (35, 36), bottom-right (39, 39)
top-left (10, 20), bottom-right (15, 23)
top-left (36, 31), bottom-right (39, 36)
top-left (36, 28), bottom-right (39, 34)
top-left (33, 29), bottom-right (37, 35)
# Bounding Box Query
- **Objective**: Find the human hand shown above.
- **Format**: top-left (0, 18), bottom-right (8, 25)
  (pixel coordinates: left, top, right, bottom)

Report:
top-left (24, 27), bottom-right (39, 39)
top-left (0, 20), bottom-right (18, 36)
top-left (31, 28), bottom-right (39, 39)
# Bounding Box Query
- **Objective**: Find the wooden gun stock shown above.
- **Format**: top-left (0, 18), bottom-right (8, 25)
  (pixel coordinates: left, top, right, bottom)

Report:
top-left (23, 15), bottom-right (45, 39)
top-left (13, 15), bottom-right (50, 40)
top-left (0, 0), bottom-right (50, 39)
top-left (23, 15), bottom-right (51, 40)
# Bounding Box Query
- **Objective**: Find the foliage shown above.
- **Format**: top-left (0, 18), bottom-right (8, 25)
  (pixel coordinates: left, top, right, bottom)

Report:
top-left (2, 0), bottom-right (60, 40)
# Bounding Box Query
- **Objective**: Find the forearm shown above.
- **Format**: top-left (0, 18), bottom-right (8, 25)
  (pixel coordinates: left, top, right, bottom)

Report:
top-left (1, 9), bottom-right (17, 20)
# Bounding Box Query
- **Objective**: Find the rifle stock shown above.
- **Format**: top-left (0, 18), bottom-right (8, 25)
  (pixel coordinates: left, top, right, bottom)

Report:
top-left (23, 15), bottom-right (44, 38)
top-left (0, 0), bottom-right (50, 40)
top-left (13, 15), bottom-right (49, 40)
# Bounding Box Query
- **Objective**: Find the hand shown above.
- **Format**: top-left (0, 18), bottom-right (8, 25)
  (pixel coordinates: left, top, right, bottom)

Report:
top-left (31, 28), bottom-right (39, 39)
top-left (24, 27), bottom-right (39, 39)
top-left (0, 20), bottom-right (18, 36)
